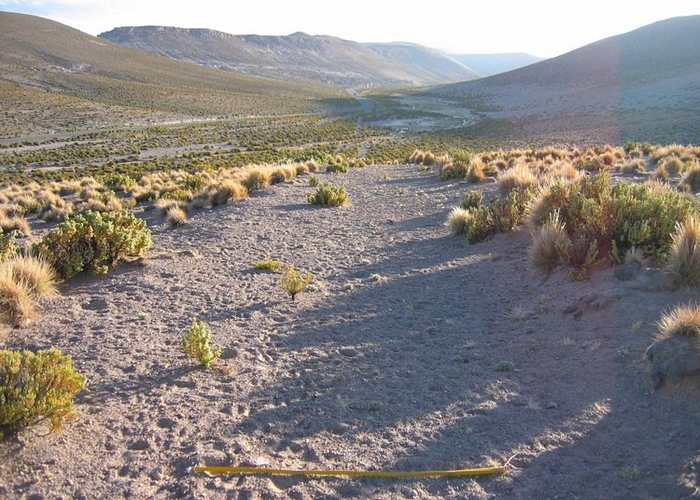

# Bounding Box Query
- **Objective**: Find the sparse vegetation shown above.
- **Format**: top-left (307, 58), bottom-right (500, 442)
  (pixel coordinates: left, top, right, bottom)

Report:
top-left (180, 319), bottom-right (221, 369)
top-left (280, 265), bottom-right (313, 301)
top-left (307, 183), bottom-right (348, 206)
top-left (35, 210), bottom-right (153, 279)
top-left (253, 259), bottom-right (284, 272)
top-left (0, 348), bottom-right (85, 439)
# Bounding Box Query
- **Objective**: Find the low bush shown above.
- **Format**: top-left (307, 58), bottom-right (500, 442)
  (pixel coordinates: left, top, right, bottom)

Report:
top-left (34, 210), bottom-right (152, 279)
top-left (280, 265), bottom-right (313, 301)
top-left (0, 348), bottom-right (85, 439)
top-left (460, 191), bottom-right (483, 210)
top-left (180, 319), bottom-right (221, 369)
top-left (308, 175), bottom-right (320, 187)
top-left (307, 183), bottom-right (348, 206)
top-left (253, 259), bottom-right (284, 272)
top-left (0, 230), bottom-right (17, 263)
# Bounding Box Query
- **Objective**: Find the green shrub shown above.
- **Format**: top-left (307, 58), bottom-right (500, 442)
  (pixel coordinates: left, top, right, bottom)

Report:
top-left (326, 162), bottom-right (348, 174)
top-left (527, 172), bottom-right (697, 271)
top-left (307, 183), bottom-right (348, 206)
top-left (0, 348), bottom-right (85, 439)
top-left (460, 191), bottom-right (483, 210)
top-left (34, 210), bottom-right (152, 279)
top-left (280, 265), bottom-right (313, 301)
top-left (0, 229), bottom-right (18, 263)
top-left (308, 175), bottom-right (320, 187)
top-left (180, 319), bottom-right (221, 369)
top-left (253, 259), bottom-right (284, 272)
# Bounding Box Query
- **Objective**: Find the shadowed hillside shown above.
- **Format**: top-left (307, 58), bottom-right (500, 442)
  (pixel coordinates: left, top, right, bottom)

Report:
top-left (0, 12), bottom-right (350, 137)
top-left (100, 26), bottom-right (481, 87)
top-left (427, 15), bottom-right (700, 144)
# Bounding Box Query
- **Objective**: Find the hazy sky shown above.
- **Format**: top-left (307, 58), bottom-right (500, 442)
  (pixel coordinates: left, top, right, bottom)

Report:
top-left (1, 0), bottom-right (698, 58)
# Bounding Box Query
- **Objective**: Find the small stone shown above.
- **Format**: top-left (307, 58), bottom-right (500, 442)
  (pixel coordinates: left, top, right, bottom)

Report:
top-left (495, 360), bottom-right (515, 372)
top-left (545, 402), bottom-right (559, 410)
top-left (339, 347), bottom-right (359, 358)
top-left (128, 438), bottom-right (151, 451)
top-left (149, 467), bottom-right (164, 481)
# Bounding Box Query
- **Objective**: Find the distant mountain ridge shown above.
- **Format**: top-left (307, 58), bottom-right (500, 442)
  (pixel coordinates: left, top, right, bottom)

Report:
top-left (99, 26), bottom-right (484, 86)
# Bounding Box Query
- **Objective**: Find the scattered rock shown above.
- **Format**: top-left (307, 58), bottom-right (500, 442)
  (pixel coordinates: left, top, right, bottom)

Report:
top-left (646, 334), bottom-right (700, 389)
top-left (339, 347), bottom-right (360, 358)
top-left (495, 360), bottom-right (515, 372)
top-left (128, 439), bottom-right (151, 451)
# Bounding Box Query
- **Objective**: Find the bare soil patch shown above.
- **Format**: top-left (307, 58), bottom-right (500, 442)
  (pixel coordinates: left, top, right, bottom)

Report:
top-left (1, 164), bottom-right (699, 499)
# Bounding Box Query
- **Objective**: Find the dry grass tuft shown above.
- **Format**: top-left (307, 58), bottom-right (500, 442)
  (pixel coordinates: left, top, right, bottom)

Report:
top-left (445, 207), bottom-right (472, 236)
top-left (0, 270), bottom-right (36, 327)
top-left (656, 303), bottom-right (700, 339)
top-left (669, 218), bottom-right (700, 288)
top-left (1, 256), bottom-right (58, 299)
top-left (498, 161), bottom-right (538, 195)
top-left (166, 206), bottom-right (189, 228)
top-left (529, 211), bottom-right (570, 274)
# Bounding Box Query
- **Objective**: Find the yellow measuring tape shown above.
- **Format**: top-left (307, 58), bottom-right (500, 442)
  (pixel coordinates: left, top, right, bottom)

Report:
top-left (194, 465), bottom-right (506, 478)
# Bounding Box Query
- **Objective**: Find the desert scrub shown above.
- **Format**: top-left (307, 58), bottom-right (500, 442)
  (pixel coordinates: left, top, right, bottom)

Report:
top-left (308, 175), bottom-right (320, 187)
top-left (34, 210), bottom-right (152, 279)
top-left (0, 348), bottom-right (85, 439)
top-left (307, 183), bottom-right (348, 207)
top-left (0, 229), bottom-right (18, 263)
top-left (527, 172), bottom-right (697, 268)
top-left (280, 265), bottom-right (313, 301)
top-left (460, 191), bottom-right (483, 210)
top-left (669, 218), bottom-right (700, 287)
top-left (253, 259), bottom-right (284, 272)
top-left (180, 319), bottom-right (221, 369)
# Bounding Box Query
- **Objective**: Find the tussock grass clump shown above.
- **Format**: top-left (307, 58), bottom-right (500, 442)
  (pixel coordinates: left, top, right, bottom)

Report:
top-left (241, 169), bottom-right (271, 192)
top-left (680, 164), bottom-right (700, 193)
top-left (657, 304), bottom-right (700, 339)
top-left (445, 208), bottom-right (472, 236)
top-left (0, 348), bottom-right (85, 439)
top-left (669, 218), bottom-right (700, 287)
top-left (0, 256), bottom-right (58, 299)
top-left (529, 211), bottom-right (570, 274)
top-left (166, 206), bottom-right (188, 227)
top-left (208, 180), bottom-right (249, 206)
top-left (498, 161), bottom-right (538, 196)
top-left (308, 175), bottom-right (320, 187)
top-left (0, 271), bottom-right (36, 328)
top-left (0, 213), bottom-right (31, 237)
top-left (180, 319), bottom-right (221, 369)
top-left (307, 183), bottom-right (348, 206)
top-left (280, 265), bottom-right (313, 301)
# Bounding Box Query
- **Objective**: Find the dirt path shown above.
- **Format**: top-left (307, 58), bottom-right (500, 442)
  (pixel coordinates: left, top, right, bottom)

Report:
top-left (1, 163), bottom-right (699, 499)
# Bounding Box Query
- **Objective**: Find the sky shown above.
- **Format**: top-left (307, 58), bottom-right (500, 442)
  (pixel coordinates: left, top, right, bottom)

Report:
top-left (1, 0), bottom-right (698, 58)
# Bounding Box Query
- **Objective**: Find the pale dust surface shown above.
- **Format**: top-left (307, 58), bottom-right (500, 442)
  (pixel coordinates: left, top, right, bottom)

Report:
top-left (1, 164), bottom-right (699, 499)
